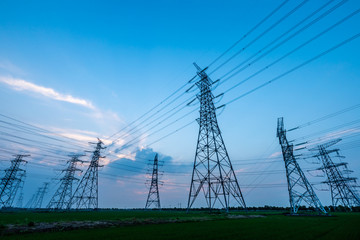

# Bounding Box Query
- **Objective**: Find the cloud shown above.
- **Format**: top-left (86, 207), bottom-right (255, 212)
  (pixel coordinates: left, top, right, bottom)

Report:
top-left (301, 128), bottom-right (360, 149)
top-left (0, 76), bottom-right (94, 109)
top-left (0, 60), bottom-right (25, 75)
top-left (269, 151), bottom-right (282, 158)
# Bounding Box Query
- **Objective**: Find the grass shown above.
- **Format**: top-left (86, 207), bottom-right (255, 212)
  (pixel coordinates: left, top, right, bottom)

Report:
top-left (0, 210), bottom-right (359, 240)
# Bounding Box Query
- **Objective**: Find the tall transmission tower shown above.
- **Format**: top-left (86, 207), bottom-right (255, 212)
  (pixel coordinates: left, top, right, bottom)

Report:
top-left (25, 192), bottom-right (36, 208)
top-left (33, 182), bottom-right (49, 208)
top-left (5, 172), bottom-right (26, 207)
top-left (68, 138), bottom-right (105, 209)
top-left (47, 155), bottom-right (84, 210)
top-left (15, 192), bottom-right (24, 208)
top-left (187, 63), bottom-right (246, 212)
top-left (0, 154), bottom-right (28, 208)
top-left (145, 153), bottom-right (161, 209)
top-left (15, 172), bottom-right (26, 208)
top-left (27, 182), bottom-right (50, 208)
top-left (277, 117), bottom-right (326, 214)
top-left (311, 139), bottom-right (360, 209)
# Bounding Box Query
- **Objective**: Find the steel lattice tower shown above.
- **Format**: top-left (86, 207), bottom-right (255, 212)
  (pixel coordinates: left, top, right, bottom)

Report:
top-left (14, 172), bottom-right (26, 208)
top-left (33, 182), bottom-right (49, 208)
top-left (313, 139), bottom-right (360, 209)
top-left (5, 172), bottom-right (26, 207)
top-left (27, 182), bottom-right (50, 208)
top-left (47, 155), bottom-right (84, 209)
top-left (68, 138), bottom-right (105, 209)
top-left (187, 63), bottom-right (246, 211)
top-left (145, 154), bottom-right (161, 209)
top-left (25, 192), bottom-right (36, 208)
top-left (0, 154), bottom-right (28, 208)
top-left (277, 117), bottom-right (326, 214)
top-left (15, 192), bottom-right (24, 208)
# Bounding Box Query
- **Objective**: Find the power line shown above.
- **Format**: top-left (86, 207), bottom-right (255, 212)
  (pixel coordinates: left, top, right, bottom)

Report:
top-left (223, 32), bottom-right (360, 107)
top-left (215, 0), bottom-right (344, 86)
top-left (209, 0), bottom-right (309, 74)
top-left (207, 0), bottom-right (290, 68)
top-left (288, 103), bottom-right (360, 131)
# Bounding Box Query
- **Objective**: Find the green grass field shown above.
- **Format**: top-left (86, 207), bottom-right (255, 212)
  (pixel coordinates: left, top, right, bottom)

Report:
top-left (1, 210), bottom-right (359, 240)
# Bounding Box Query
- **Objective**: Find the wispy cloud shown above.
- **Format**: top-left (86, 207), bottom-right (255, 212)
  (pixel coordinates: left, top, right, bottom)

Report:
top-left (269, 151), bottom-right (282, 158)
top-left (0, 76), bottom-right (94, 109)
top-left (300, 128), bottom-right (360, 149)
top-left (0, 60), bottom-right (26, 75)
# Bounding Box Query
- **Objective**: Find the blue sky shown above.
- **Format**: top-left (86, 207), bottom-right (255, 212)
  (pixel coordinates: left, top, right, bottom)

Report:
top-left (0, 0), bottom-right (360, 208)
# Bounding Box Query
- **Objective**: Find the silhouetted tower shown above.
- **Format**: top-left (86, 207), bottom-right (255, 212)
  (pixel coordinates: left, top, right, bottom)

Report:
top-left (0, 154), bottom-right (28, 208)
top-left (26, 182), bottom-right (49, 208)
top-left (47, 155), bottom-right (84, 209)
top-left (312, 139), bottom-right (360, 209)
top-left (15, 172), bottom-right (26, 208)
top-left (187, 63), bottom-right (246, 211)
top-left (25, 192), bottom-right (36, 208)
top-left (5, 172), bottom-right (26, 207)
top-left (145, 154), bottom-right (161, 209)
top-left (34, 182), bottom-right (50, 208)
top-left (15, 192), bottom-right (24, 208)
top-left (277, 117), bottom-right (326, 214)
top-left (69, 138), bottom-right (105, 209)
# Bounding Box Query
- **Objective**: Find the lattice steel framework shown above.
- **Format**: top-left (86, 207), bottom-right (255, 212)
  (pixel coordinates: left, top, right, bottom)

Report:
top-left (25, 192), bottom-right (36, 208)
top-left (187, 63), bottom-right (246, 211)
top-left (68, 139), bottom-right (105, 209)
top-left (5, 172), bottom-right (26, 207)
top-left (0, 154), bottom-right (28, 208)
top-left (15, 192), bottom-right (24, 208)
top-left (14, 172), bottom-right (26, 208)
top-left (27, 182), bottom-right (49, 208)
top-left (47, 155), bottom-right (84, 209)
top-left (313, 139), bottom-right (360, 209)
top-left (277, 117), bottom-right (326, 214)
top-left (145, 154), bottom-right (161, 209)
top-left (33, 182), bottom-right (49, 208)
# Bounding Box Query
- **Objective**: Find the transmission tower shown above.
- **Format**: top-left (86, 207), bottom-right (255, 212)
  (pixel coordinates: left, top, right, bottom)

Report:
top-left (15, 192), bottom-right (24, 208)
top-left (47, 155), bottom-right (84, 210)
top-left (26, 182), bottom-right (49, 208)
top-left (15, 172), bottom-right (26, 208)
top-left (187, 63), bottom-right (246, 212)
top-left (145, 154), bottom-right (161, 209)
top-left (68, 138), bottom-right (105, 209)
top-left (0, 154), bottom-right (28, 208)
top-left (312, 139), bottom-right (360, 209)
top-left (34, 182), bottom-right (50, 208)
top-left (25, 192), bottom-right (36, 208)
top-left (277, 117), bottom-right (326, 214)
top-left (5, 172), bottom-right (26, 207)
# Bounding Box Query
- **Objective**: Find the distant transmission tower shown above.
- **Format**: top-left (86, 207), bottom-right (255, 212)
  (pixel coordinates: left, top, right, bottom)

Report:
top-left (68, 138), bottom-right (105, 209)
top-left (25, 192), bottom-right (36, 208)
top-left (5, 172), bottom-right (26, 207)
top-left (277, 117), bottom-right (326, 214)
top-left (187, 63), bottom-right (246, 212)
top-left (0, 154), bottom-right (28, 208)
top-left (312, 139), bottom-right (360, 209)
top-left (145, 154), bottom-right (161, 209)
top-left (47, 155), bottom-right (84, 210)
top-left (27, 182), bottom-right (50, 208)
top-left (15, 172), bottom-right (26, 208)
top-left (15, 192), bottom-right (24, 208)
top-left (33, 182), bottom-right (49, 208)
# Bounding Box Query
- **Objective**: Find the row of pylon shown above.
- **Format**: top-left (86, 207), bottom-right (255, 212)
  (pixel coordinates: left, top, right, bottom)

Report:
top-left (0, 139), bottom-right (105, 210)
top-left (1, 64), bottom-right (359, 213)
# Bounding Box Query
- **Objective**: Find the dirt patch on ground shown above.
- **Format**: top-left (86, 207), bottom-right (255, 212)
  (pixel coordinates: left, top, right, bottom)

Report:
top-left (1, 215), bottom-right (265, 236)
top-left (1, 217), bottom-right (206, 235)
